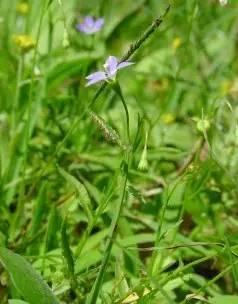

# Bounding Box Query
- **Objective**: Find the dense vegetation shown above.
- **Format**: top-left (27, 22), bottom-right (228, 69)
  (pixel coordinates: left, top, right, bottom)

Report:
top-left (0, 0), bottom-right (238, 303)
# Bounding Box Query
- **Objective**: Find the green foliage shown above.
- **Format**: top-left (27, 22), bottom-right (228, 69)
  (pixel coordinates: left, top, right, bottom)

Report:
top-left (210, 295), bottom-right (238, 304)
top-left (61, 218), bottom-right (75, 278)
top-left (0, 247), bottom-right (58, 304)
top-left (57, 165), bottom-right (94, 227)
top-left (0, 0), bottom-right (238, 303)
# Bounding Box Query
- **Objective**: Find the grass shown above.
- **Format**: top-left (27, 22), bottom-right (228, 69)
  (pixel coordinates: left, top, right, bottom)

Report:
top-left (0, 0), bottom-right (238, 303)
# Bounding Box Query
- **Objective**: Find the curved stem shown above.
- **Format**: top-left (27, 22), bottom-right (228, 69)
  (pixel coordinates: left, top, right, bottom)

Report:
top-left (112, 81), bottom-right (131, 144)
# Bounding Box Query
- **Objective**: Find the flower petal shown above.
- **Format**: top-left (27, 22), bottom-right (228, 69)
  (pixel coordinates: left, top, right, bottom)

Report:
top-left (104, 56), bottom-right (118, 76)
top-left (94, 18), bottom-right (104, 30)
top-left (86, 78), bottom-right (104, 86)
top-left (85, 71), bottom-right (107, 86)
top-left (84, 16), bottom-right (94, 27)
top-left (84, 28), bottom-right (97, 34)
top-left (86, 71), bottom-right (106, 80)
top-left (76, 23), bottom-right (87, 33)
top-left (88, 27), bottom-right (100, 34)
top-left (117, 61), bottom-right (134, 70)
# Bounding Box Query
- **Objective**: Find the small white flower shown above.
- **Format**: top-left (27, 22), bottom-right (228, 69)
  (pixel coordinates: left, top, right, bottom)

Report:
top-left (219, 0), bottom-right (228, 6)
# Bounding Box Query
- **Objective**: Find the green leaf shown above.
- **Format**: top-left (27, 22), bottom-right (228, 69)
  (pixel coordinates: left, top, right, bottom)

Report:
top-left (115, 256), bottom-right (129, 299)
top-left (46, 54), bottom-right (101, 92)
top-left (127, 184), bottom-right (146, 205)
top-left (57, 166), bottom-right (94, 227)
top-left (45, 207), bottom-right (60, 251)
top-left (61, 218), bottom-right (75, 277)
top-left (47, 0), bottom-right (55, 8)
top-left (30, 183), bottom-right (47, 237)
top-left (75, 249), bottom-right (102, 274)
top-left (0, 247), bottom-right (59, 304)
top-left (209, 295), bottom-right (238, 304)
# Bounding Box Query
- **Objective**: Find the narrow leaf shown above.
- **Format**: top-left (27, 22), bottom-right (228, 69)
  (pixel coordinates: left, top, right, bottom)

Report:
top-left (0, 247), bottom-right (59, 304)
top-left (30, 183), bottom-right (47, 237)
top-left (57, 166), bottom-right (93, 227)
top-left (45, 207), bottom-right (60, 251)
top-left (209, 295), bottom-right (238, 304)
top-left (61, 218), bottom-right (75, 277)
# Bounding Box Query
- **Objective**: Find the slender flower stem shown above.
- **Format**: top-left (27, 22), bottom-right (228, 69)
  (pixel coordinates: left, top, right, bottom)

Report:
top-left (112, 81), bottom-right (130, 144)
top-left (87, 152), bottom-right (130, 304)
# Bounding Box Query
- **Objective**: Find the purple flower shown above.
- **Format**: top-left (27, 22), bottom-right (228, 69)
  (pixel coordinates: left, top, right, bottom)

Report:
top-left (76, 16), bottom-right (104, 34)
top-left (86, 56), bottom-right (134, 86)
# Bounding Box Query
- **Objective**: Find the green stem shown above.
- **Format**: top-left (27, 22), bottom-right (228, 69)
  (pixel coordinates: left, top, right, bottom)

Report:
top-left (11, 54), bottom-right (24, 132)
top-left (48, 7), bottom-right (53, 57)
top-left (87, 153), bottom-right (130, 304)
top-left (112, 81), bottom-right (130, 144)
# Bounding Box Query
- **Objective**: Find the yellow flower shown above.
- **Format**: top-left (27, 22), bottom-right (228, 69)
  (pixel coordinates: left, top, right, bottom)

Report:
top-left (16, 2), bottom-right (30, 15)
top-left (172, 37), bottom-right (182, 50)
top-left (13, 34), bottom-right (35, 52)
top-left (161, 113), bottom-right (175, 124)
